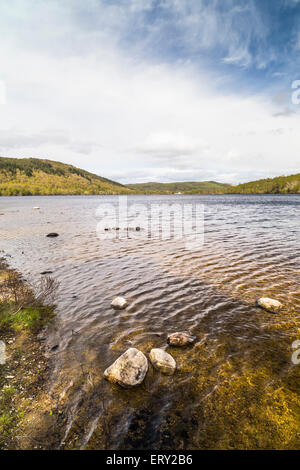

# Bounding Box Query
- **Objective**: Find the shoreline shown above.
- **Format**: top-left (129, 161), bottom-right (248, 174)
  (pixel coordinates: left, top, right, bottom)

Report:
top-left (1, 206), bottom-right (300, 449)
top-left (1, 191), bottom-right (300, 197)
top-left (0, 258), bottom-right (56, 449)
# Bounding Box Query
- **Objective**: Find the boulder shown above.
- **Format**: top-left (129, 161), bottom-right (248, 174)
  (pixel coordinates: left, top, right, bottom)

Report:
top-left (111, 296), bottom-right (128, 309)
top-left (104, 348), bottom-right (148, 388)
top-left (46, 233), bottom-right (59, 238)
top-left (149, 348), bottom-right (176, 375)
top-left (257, 297), bottom-right (283, 313)
top-left (167, 332), bottom-right (196, 347)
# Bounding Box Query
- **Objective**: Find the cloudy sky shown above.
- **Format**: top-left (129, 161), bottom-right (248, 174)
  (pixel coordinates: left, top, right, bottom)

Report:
top-left (0, 0), bottom-right (300, 184)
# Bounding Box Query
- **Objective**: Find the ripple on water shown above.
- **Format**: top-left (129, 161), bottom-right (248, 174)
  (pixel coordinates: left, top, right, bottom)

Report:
top-left (1, 194), bottom-right (300, 449)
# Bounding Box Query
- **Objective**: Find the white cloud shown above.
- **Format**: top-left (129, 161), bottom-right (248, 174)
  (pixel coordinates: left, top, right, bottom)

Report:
top-left (0, 1), bottom-right (299, 184)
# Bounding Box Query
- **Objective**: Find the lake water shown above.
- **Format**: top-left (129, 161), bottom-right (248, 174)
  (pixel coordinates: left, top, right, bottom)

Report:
top-left (0, 194), bottom-right (300, 449)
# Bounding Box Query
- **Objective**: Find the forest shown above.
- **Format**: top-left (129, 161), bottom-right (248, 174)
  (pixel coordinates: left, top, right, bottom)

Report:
top-left (0, 157), bottom-right (133, 195)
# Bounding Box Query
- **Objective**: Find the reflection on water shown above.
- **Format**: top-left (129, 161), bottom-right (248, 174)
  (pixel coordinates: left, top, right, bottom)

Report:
top-left (0, 195), bottom-right (300, 449)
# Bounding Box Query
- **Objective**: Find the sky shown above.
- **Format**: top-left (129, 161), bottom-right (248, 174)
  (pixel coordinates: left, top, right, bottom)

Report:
top-left (0, 0), bottom-right (300, 184)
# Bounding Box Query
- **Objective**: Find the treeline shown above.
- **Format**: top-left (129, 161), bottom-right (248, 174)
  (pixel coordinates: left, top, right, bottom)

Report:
top-left (1, 156), bottom-right (299, 195)
top-left (230, 173), bottom-right (300, 194)
top-left (0, 157), bottom-right (132, 195)
top-left (128, 181), bottom-right (229, 194)
top-left (129, 174), bottom-right (300, 194)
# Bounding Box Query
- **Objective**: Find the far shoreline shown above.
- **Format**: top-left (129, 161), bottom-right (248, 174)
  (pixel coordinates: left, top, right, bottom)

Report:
top-left (1, 192), bottom-right (300, 197)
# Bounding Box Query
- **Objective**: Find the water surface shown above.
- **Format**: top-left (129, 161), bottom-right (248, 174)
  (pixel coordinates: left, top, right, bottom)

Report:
top-left (1, 195), bottom-right (299, 449)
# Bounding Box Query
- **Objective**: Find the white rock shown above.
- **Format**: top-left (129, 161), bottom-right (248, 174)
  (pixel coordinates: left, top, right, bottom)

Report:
top-left (257, 297), bottom-right (283, 313)
top-left (104, 348), bottom-right (148, 388)
top-left (111, 296), bottom-right (128, 309)
top-left (149, 348), bottom-right (176, 375)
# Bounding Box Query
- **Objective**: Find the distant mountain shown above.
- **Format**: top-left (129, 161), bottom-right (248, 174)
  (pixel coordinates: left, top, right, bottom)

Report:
top-left (129, 174), bottom-right (300, 194)
top-left (1, 157), bottom-right (299, 196)
top-left (230, 173), bottom-right (300, 194)
top-left (127, 181), bottom-right (230, 194)
top-left (0, 157), bottom-right (133, 195)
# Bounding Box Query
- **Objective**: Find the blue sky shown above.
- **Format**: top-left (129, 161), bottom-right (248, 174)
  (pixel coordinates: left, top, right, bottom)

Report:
top-left (0, 0), bottom-right (300, 183)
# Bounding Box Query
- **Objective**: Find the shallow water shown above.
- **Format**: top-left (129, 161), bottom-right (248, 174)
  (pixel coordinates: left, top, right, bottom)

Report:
top-left (1, 195), bottom-right (300, 449)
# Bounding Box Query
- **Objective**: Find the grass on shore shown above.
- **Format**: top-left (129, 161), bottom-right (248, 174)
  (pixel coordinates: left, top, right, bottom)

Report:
top-left (0, 261), bottom-right (56, 449)
top-left (0, 304), bottom-right (54, 334)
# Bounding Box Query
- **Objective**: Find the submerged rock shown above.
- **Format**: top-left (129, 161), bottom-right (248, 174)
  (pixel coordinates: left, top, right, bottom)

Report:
top-left (167, 332), bottom-right (196, 347)
top-left (257, 297), bottom-right (283, 313)
top-left (104, 348), bottom-right (148, 388)
top-left (111, 296), bottom-right (128, 309)
top-left (149, 348), bottom-right (176, 375)
top-left (46, 233), bottom-right (59, 238)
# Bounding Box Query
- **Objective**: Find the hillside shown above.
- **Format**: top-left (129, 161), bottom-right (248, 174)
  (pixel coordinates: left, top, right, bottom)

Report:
top-left (1, 157), bottom-right (299, 195)
top-left (231, 173), bottom-right (300, 194)
top-left (0, 157), bottom-right (133, 195)
top-left (129, 174), bottom-right (300, 194)
top-left (127, 181), bottom-right (230, 194)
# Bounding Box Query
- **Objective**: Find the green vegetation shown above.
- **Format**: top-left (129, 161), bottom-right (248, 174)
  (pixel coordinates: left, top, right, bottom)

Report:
top-left (128, 181), bottom-right (230, 194)
top-left (230, 173), bottom-right (300, 194)
top-left (0, 305), bottom-right (54, 333)
top-left (0, 260), bottom-right (56, 448)
top-left (0, 156), bottom-right (299, 195)
top-left (129, 174), bottom-right (300, 194)
top-left (0, 156), bottom-right (133, 195)
top-left (0, 385), bottom-right (17, 447)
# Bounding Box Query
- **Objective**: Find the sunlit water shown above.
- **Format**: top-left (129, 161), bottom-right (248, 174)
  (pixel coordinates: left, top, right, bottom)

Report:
top-left (1, 195), bottom-right (299, 449)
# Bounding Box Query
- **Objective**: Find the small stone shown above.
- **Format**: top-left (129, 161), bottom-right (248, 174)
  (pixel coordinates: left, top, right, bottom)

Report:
top-left (167, 332), bottom-right (196, 347)
top-left (46, 233), bottom-right (59, 238)
top-left (136, 227), bottom-right (141, 231)
top-left (149, 349), bottom-right (176, 375)
top-left (33, 207), bottom-right (40, 210)
top-left (257, 297), bottom-right (283, 313)
top-left (111, 296), bottom-right (128, 309)
top-left (104, 348), bottom-right (148, 388)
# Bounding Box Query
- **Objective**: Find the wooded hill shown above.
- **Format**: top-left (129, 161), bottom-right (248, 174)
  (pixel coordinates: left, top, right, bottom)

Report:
top-left (230, 173), bottom-right (300, 194)
top-left (0, 157), bottom-right (133, 195)
top-left (129, 174), bottom-right (300, 194)
top-left (0, 157), bottom-right (299, 195)
top-left (127, 181), bottom-right (230, 194)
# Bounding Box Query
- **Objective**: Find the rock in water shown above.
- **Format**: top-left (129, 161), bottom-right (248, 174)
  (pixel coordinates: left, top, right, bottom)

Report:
top-left (257, 297), bottom-right (283, 313)
top-left (46, 233), bottom-right (59, 238)
top-left (149, 348), bottom-right (176, 375)
top-left (167, 332), bottom-right (196, 347)
top-left (103, 348), bottom-right (148, 388)
top-left (111, 296), bottom-right (128, 309)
